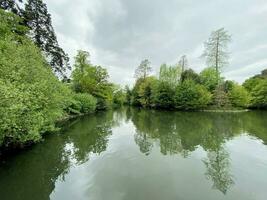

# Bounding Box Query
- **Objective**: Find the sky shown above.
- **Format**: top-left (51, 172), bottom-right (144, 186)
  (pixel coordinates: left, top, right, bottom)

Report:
top-left (44, 0), bottom-right (267, 86)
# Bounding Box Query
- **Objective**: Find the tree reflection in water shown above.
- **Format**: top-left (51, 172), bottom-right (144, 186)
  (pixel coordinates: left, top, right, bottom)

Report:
top-left (129, 108), bottom-right (267, 194)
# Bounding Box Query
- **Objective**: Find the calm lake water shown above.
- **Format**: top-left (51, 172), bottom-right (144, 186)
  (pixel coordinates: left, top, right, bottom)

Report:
top-left (0, 108), bottom-right (267, 200)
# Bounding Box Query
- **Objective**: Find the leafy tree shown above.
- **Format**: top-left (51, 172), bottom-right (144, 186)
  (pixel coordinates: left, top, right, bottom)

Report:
top-left (113, 87), bottom-right (126, 107)
top-left (250, 80), bottom-right (267, 109)
top-left (175, 80), bottom-right (212, 110)
top-left (137, 77), bottom-right (157, 107)
top-left (213, 85), bottom-right (231, 108)
top-left (72, 50), bottom-right (113, 110)
top-left (178, 55), bottom-right (188, 73)
top-left (24, 0), bottom-right (70, 78)
top-left (125, 85), bottom-right (132, 105)
top-left (154, 81), bottom-right (175, 109)
top-left (180, 68), bottom-right (200, 83)
top-left (159, 63), bottom-right (181, 89)
top-left (203, 28), bottom-right (231, 84)
top-left (200, 67), bottom-right (223, 92)
top-left (228, 84), bottom-right (250, 108)
top-left (134, 59), bottom-right (152, 79)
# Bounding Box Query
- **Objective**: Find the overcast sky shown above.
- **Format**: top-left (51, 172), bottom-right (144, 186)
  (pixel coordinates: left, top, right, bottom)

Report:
top-left (44, 0), bottom-right (267, 86)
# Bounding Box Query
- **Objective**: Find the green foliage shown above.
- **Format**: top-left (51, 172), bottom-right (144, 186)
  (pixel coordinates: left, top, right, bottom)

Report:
top-left (73, 93), bottom-right (97, 113)
top-left (72, 50), bottom-right (114, 110)
top-left (250, 80), bottom-right (267, 109)
top-left (0, 11), bottom-right (71, 147)
top-left (153, 81), bottom-right (175, 109)
top-left (113, 88), bottom-right (126, 107)
top-left (159, 63), bottom-right (181, 89)
top-left (175, 80), bottom-right (212, 110)
top-left (0, 9), bottom-right (27, 39)
top-left (228, 84), bottom-right (250, 108)
top-left (136, 77), bottom-right (157, 107)
top-left (180, 69), bottom-right (200, 83)
top-left (212, 85), bottom-right (231, 108)
top-left (243, 70), bottom-right (267, 109)
top-left (24, 0), bottom-right (70, 77)
top-left (200, 67), bottom-right (223, 92)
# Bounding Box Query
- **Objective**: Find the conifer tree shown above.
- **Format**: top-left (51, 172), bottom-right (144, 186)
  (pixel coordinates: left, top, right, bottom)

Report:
top-left (24, 0), bottom-right (70, 78)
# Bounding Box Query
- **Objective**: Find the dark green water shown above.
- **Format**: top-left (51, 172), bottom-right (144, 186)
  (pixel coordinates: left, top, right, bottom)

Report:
top-left (0, 108), bottom-right (267, 200)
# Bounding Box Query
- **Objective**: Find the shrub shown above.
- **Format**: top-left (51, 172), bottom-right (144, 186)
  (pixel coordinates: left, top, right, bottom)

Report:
top-left (228, 84), bottom-right (250, 108)
top-left (73, 93), bottom-right (97, 113)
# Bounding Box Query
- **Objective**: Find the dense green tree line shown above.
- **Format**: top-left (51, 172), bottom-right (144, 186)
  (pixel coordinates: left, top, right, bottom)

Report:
top-left (127, 28), bottom-right (266, 110)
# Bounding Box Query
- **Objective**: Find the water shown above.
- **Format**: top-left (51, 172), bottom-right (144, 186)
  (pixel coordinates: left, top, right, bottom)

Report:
top-left (0, 108), bottom-right (267, 200)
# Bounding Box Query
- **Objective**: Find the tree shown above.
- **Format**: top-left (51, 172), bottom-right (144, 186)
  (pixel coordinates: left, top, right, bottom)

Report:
top-left (154, 81), bottom-right (175, 109)
top-left (0, 0), bottom-right (23, 15)
top-left (24, 0), bottom-right (70, 78)
top-left (175, 80), bottom-right (212, 110)
top-left (200, 67), bottom-right (223, 92)
top-left (134, 59), bottom-right (152, 79)
top-left (72, 50), bottom-right (114, 110)
top-left (180, 68), bottom-right (200, 83)
top-left (178, 55), bottom-right (188, 73)
top-left (228, 84), bottom-right (250, 108)
top-left (137, 76), bottom-right (157, 107)
top-left (213, 85), bottom-right (231, 108)
top-left (0, 9), bottom-right (71, 147)
top-left (203, 28), bottom-right (231, 84)
top-left (159, 63), bottom-right (181, 89)
top-left (250, 80), bottom-right (267, 109)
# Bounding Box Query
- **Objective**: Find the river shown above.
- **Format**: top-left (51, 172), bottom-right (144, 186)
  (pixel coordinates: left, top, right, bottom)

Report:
top-left (0, 108), bottom-right (267, 200)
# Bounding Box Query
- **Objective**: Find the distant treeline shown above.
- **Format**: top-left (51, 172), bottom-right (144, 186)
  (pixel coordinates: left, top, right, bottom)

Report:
top-left (126, 28), bottom-right (267, 110)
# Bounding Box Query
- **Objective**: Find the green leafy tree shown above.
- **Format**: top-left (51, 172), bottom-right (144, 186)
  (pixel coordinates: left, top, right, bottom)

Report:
top-left (250, 80), bottom-right (267, 109)
top-left (200, 67), bottom-right (223, 92)
top-left (72, 50), bottom-right (113, 110)
top-left (213, 85), bottom-right (231, 108)
top-left (154, 81), bottom-right (175, 109)
top-left (175, 80), bottom-right (212, 110)
top-left (203, 28), bottom-right (231, 84)
top-left (180, 68), bottom-right (201, 83)
top-left (137, 77), bottom-right (157, 107)
top-left (159, 63), bottom-right (181, 89)
top-left (24, 0), bottom-right (70, 77)
top-left (113, 87), bottom-right (126, 107)
top-left (228, 84), bottom-right (250, 108)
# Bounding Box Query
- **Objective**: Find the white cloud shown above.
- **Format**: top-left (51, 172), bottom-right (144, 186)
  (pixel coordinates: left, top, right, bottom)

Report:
top-left (44, 0), bottom-right (267, 86)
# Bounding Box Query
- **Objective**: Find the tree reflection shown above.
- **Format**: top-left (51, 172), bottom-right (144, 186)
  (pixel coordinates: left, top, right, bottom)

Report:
top-left (203, 147), bottom-right (234, 194)
top-left (129, 109), bottom-right (267, 194)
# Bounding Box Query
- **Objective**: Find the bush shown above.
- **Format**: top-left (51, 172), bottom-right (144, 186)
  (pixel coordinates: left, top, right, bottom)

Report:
top-left (0, 39), bottom-right (69, 147)
top-left (228, 84), bottom-right (250, 108)
top-left (0, 10), bottom-right (71, 147)
top-left (73, 93), bottom-right (97, 113)
top-left (175, 80), bottom-right (212, 110)
top-left (250, 80), bottom-right (267, 109)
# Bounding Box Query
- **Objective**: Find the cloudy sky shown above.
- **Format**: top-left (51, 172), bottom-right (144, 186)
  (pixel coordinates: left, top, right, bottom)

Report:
top-left (44, 0), bottom-right (267, 86)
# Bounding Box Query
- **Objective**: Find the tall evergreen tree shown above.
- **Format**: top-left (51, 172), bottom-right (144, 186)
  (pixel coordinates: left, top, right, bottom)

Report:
top-left (24, 0), bottom-right (70, 78)
top-left (0, 0), bottom-right (22, 15)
